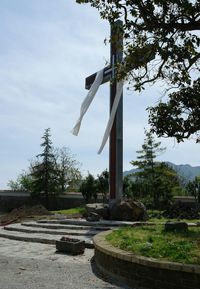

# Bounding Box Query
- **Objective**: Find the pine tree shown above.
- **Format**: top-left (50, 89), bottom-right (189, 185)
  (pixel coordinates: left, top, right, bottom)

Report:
top-left (131, 130), bottom-right (166, 207)
top-left (31, 128), bottom-right (58, 207)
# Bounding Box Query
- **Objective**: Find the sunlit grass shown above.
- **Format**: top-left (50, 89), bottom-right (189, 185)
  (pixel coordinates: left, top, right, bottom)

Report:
top-left (51, 207), bottom-right (86, 215)
top-left (106, 225), bottom-right (200, 265)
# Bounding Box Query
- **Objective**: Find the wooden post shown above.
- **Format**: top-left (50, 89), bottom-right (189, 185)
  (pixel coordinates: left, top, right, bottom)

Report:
top-left (85, 20), bottom-right (123, 205)
top-left (109, 20), bottom-right (123, 204)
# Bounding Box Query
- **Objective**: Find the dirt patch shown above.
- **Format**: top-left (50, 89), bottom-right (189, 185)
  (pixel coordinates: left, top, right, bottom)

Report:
top-left (0, 205), bottom-right (52, 226)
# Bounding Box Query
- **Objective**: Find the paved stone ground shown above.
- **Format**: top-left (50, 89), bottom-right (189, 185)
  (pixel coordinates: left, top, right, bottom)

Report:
top-left (0, 238), bottom-right (130, 289)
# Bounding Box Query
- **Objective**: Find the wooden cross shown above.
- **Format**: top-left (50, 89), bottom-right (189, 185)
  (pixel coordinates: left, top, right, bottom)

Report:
top-left (85, 20), bottom-right (123, 204)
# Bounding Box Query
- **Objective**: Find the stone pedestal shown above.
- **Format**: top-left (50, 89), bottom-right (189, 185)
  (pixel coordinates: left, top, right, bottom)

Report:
top-left (56, 237), bottom-right (85, 255)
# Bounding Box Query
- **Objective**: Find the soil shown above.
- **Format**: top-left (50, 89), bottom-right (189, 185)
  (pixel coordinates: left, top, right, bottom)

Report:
top-left (0, 205), bottom-right (85, 226)
top-left (0, 205), bottom-right (52, 226)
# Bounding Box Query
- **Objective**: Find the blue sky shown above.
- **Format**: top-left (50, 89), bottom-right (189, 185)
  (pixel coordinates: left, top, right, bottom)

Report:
top-left (0, 0), bottom-right (199, 189)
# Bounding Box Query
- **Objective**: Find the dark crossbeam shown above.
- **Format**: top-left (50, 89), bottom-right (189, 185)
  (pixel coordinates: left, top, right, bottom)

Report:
top-left (85, 65), bottom-right (111, 90)
top-left (85, 47), bottom-right (155, 90)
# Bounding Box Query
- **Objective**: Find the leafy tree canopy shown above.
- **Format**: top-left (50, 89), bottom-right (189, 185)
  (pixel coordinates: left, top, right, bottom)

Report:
top-left (8, 171), bottom-right (33, 192)
top-left (77, 0), bottom-right (200, 90)
top-left (148, 78), bottom-right (200, 142)
top-left (54, 147), bottom-right (81, 193)
top-left (77, 0), bottom-right (200, 142)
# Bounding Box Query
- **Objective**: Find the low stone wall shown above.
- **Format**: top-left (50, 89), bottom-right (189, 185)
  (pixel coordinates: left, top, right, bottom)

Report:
top-left (93, 230), bottom-right (200, 289)
top-left (173, 196), bottom-right (196, 208)
top-left (0, 193), bottom-right (31, 212)
top-left (0, 192), bottom-right (88, 212)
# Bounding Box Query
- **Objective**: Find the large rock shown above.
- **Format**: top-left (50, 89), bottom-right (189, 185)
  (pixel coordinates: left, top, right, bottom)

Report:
top-left (85, 203), bottom-right (109, 220)
top-left (109, 199), bottom-right (148, 221)
top-left (165, 221), bottom-right (188, 232)
top-left (86, 212), bottom-right (101, 222)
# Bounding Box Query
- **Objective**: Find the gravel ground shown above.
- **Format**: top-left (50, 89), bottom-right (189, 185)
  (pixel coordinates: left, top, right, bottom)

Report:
top-left (0, 238), bottom-right (130, 289)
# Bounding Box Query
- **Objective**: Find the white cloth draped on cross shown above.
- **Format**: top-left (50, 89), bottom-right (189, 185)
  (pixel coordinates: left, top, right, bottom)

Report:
top-left (71, 68), bottom-right (123, 154)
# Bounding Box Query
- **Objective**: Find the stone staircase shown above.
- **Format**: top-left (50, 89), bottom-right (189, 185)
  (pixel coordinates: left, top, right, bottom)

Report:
top-left (0, 219), bottom-right (134, 249)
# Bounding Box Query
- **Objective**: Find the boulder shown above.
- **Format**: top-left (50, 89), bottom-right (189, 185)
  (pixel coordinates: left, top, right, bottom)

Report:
top-left (86, 212), bottom-right (101, 222)
top-left (109, 199), bottom-right (148, 221)
top-left (165, 221), bottom-right (188, 232)
top-left (86, 203), bottom-right (109, 219)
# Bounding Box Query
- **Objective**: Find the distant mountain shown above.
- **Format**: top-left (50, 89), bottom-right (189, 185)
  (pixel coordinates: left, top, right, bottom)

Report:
top-left (166, 162), bottom-right (200, 181)
top-left (123, 162), bottom-right (200, 181)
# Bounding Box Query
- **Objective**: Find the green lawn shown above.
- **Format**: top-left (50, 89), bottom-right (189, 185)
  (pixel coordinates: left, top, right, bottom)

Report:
top-left (106, 225), bottom-right (200, 265)
top-left (51, 207), bottom-right (86, 215)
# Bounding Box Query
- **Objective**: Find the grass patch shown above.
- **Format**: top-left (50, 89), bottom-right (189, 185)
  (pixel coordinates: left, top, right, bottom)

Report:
top-left (106, 225), bottom-right (200, 265)
top-left (51, 207), bottom-right (86, 215)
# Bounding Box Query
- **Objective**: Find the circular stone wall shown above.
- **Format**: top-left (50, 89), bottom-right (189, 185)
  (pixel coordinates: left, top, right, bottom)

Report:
top-left (93, 230), bottom-right (200, 289)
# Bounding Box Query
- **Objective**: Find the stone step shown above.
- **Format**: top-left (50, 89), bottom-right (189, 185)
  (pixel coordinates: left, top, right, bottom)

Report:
top-left (4, 223), bottom-right (98, 237)
top-left (37, 218), bottom-right (135, 227)
top-left (21, 222), bottom-right (112, 231)
top-left (0, 226), bottom-right (93, 248)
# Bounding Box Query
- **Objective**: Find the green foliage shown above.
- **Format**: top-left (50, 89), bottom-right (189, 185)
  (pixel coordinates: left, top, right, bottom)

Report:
top-left (80, 170), bottom-right (109, 203)
top-left (96, 169), bottom-right (109, 202)
top-left (131, 130), bottom-right (167, 206)
top-left (186, 176), bottom-right (200, 205)
top-left (77, 0), bottom-right (199, 90)
top-left (77, 0), bottom-right (200, 143)
top-left (129, 131), bottom-right (180, 207)
top-left (148, 79), bottom-right (200, 142)
top-left (123, 175), bottom-right (143, 200)
top-left (8, 171), bottom-right (33, 192)
top-left (131, 130), bottom-right (166, 169)
top-left (123, 175), bottom-right (132, 198)
top-left (54, 147), bottom-right (81, 193)
top-left (152, 162), bottom-right (180, 206)
top-left (171, 186), bottom-right (188, 197)
top-left (106, 225), bottom-right (200, 265)
top-left (80, 173), bottom-right (98, 203)
top-left (31, 128), bottom-right (58, 198)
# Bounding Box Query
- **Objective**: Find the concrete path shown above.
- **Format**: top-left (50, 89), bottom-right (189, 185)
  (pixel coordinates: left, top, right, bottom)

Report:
top-left (0, 219), bottom-right (152, 289)
top-left (0, 238), bottom-right (130, 289)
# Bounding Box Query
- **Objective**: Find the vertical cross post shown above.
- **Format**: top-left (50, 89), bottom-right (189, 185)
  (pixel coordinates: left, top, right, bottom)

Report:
top-left (84, 20), bottom-right (124, 205)
top-left (109, 20), bottom-right (123, 205)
